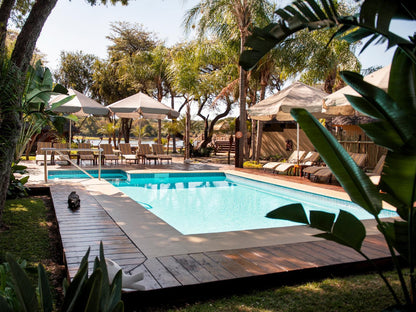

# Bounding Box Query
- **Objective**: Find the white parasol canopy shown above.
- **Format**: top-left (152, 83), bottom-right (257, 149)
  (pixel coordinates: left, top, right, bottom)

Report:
top-left (50, 89), bottom-right (109, 117)
top-left (248, 81), bottom-right (327, 164)
top-left (49, 89), bottom-right (109, 145)
top-left (248, 81), bottom-right (327, 121)
top-left (323, 65), bottom-right (391, 116)
top-left (108, 92), bottom-right (179, 120)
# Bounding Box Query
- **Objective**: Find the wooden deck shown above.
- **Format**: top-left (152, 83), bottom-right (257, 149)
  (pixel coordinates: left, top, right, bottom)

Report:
top-left (49, 183), bottom-right (392, 309)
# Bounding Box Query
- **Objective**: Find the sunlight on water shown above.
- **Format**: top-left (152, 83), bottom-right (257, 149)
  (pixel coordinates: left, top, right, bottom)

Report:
top-left (110, 173), bottom-right (397, 235)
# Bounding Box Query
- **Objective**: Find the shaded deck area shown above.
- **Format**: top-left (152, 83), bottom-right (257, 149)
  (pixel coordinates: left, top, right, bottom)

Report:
top-left (48, 178), bottom-right (392, 309)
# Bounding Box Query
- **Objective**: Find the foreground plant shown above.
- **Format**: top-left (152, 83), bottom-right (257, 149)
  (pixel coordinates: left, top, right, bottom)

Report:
top-left (7, 162), bottom-right (29, 200)
top-left (0, 242), bottom-right (124, 312)
top-left (240, 0), bottom-right (415, 310)
top-left (15, 60), bottom-right (73, 162)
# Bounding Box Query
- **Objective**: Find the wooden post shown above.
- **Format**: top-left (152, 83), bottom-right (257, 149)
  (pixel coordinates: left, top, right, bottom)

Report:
top-left (43, 150), bottom-right (47, 182)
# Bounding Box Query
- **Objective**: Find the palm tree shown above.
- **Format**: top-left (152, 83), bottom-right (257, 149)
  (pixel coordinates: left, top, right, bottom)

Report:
top-left (98, 122), bottom-right (120, 147)
top-left (184, 0), bottom-right (275, 167)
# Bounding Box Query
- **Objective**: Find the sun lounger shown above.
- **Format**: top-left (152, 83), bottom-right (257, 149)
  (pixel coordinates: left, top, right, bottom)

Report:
top-left (263, 150), bottom-right (306, 172)
top-left (262, 162), bottom-right (281, 171)
top-left (272, 151), bottom-right (306, 174)
top-left (366, 154), bottom-right (386, 184)
top-left (77, 143), bottom-right (95, 165)
top-left (152, 144), bottom-right (172, 164)
top-left (138, 144), bottom-right (159, 164)
top-left (100, 144), bottom-right (119, 165)
top-left (274, 151), bottom-right (320, 175)
top-left (119, 143), bottom-right (140, 164)
top-left (366, 154), bottom-right (385, 177)
top-left (310, 167), bottom-right (333, 183)
top-left (310, 152), bottom-right (367, 184)
top-left (35, 142), bottom-right (53, 165)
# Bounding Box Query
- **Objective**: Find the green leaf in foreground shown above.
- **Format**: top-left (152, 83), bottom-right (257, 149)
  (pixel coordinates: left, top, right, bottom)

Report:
top-left (314, 210), bottom-right (366, 252)
top-left (266, 204), bottom-right (309, 224)
top-left (6, 253), bottom-right (38, 312)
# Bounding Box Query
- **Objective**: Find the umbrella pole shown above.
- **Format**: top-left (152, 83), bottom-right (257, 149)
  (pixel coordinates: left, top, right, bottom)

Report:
top-left (296, 123), bottom-right (300, 164)
top-left (69, 120), bottom-right (72, 149)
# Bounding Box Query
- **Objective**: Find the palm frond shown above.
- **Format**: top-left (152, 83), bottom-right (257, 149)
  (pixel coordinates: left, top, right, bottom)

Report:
top-left (240, 0), bottom-right (416, 70)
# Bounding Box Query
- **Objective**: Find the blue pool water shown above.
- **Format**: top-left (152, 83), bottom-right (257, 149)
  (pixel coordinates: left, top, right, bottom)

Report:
top-left (102, 172), bottom-right (397, 235)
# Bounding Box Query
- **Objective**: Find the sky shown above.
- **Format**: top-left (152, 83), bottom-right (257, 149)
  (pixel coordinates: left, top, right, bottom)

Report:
top-left (37, 0), bottom-right (199, 70)
top-left (36, 0), bottom-right (402, 73)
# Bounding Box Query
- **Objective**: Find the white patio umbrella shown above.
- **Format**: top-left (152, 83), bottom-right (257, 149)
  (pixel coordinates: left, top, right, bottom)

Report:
top-left (322, 65), bottom-right (391, 116)
top-left (49, 89), bottom-right (109, 145)
top-left (248, 81), bottom-right (327, 162)
top-left (108, 92), bottom-right (180, 143)
top-left (108, 92), bottom-right (179, 119)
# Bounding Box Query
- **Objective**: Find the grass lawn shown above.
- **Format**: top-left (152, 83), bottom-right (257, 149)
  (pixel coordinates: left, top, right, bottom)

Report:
top-left (0, 195), bottom-right (65, 306)
top-left (0, 196), bottom-right (404, 311)
top-left (1, 198), bottom-right (51, 262)
top-left (146, 271), bottom-right (402, 311)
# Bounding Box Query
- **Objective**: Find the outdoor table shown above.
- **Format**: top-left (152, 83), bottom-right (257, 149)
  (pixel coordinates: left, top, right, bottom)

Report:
top-left (41, 147), bottom-right (103, 182)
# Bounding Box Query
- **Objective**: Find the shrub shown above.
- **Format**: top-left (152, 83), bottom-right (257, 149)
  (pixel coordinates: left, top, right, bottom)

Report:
top-left (7, 163), bottom-right (29, 200)
top-left (243, 161), bottom-right (263, 169)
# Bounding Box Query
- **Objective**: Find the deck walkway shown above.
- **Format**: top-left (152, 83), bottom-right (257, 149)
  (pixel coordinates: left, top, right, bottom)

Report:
top-left (49, 181), bottom-right (392, 309)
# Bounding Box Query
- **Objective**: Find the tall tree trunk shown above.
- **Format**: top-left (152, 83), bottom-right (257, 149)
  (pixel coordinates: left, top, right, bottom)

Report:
top-left (170, 92), bottom-right (177, 153)
top-left (156, 88), bottom-right (164, 145)
top-left (121, 118), bottom-right (131, 143)
top-left (237, 34), bottom-right (247, 168)
top-left (0, 61), bottom-right (24, 227)
top-left (1, 0), bottom-right (57, 226)
top-left (157, 119), bottom-right (161, 144)
top-left (185, 102), bottom-right (191, 159)
top-left (251, 119), bottom-right (256, 160)
top-left (324, 67), bottom-right (337, 94)
top-left (200, 99), bottom-right (232, 149)
top-left (0, 0), bottom-right (16, 53)
top-left (248, 87), bottom-right (257, 160)
top-left (255, 120), bottom-right (263, 162)
top-left (11, 0), bottom-right (58, 72)
top-left (254, 84), bottom-right (267, 162)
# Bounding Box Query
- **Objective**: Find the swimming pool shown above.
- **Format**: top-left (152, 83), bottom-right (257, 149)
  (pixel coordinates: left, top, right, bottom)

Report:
top-left (102, 172), bottom-right (396, 235)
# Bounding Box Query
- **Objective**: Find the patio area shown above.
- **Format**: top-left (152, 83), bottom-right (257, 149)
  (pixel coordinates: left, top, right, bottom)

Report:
top-left (24, 157), bottom-right (393, 308)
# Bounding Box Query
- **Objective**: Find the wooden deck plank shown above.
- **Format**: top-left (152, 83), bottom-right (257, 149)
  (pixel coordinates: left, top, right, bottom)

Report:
top-left (309, 241), bottom-right (362, 262)
top-left (59, 227), bottom-right (124, 234)
top-left (317, 241), bottom-right (364, 261)
top-left (265, 245), bottom-right (318, 270)
top-left (65, 252), bottom-right (145, 263)
top-left (129, 266), bottom-right (161, 290)
top-left (233, 248), bottom-right (289, 273)
top-left (157, 256), bottom-right (200, 286)
top-left (256, 247), bottom-right (300, 271)
top-left (143, 258), bottom-right (181, 288)
top-left (189, 253), bottom-right (236, 280)
top-left (62, 239), bottom-right (136, 249)
top-left (287, 242), bottom-right (346, 266)
top-left (173, 254), bottom-right (218, 283)
top-left (205, 251), bottom-right (258, 277)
